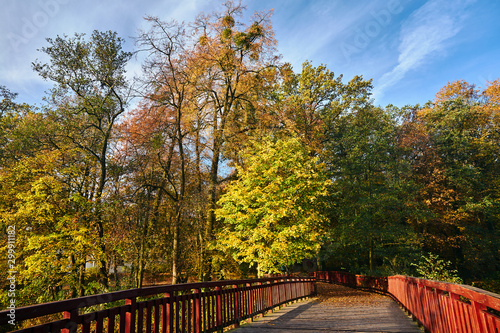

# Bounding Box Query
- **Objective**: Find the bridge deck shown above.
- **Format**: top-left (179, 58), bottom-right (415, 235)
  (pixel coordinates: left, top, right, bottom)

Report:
top-left (232, 283), bottom-right (422, 333)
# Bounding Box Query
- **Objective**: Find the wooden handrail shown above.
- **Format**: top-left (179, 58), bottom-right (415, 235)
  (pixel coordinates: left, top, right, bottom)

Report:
top-left (314, 271), bottom-right (500, 333)
top-left (8, 271), bottom-right (499, 332)
top-left (1, 276), bottom-right (315, 333)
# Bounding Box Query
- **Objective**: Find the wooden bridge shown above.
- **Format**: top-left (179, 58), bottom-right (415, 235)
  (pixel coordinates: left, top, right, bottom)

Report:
top-left (1, 271), bottom-right (500, 332)
top-left (231, 281), bottom-right (422, 332)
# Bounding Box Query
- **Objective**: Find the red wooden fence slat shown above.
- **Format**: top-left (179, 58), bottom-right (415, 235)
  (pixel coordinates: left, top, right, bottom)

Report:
top-left (187, 295), bottom-right (192, 333)
top-left (232, 284), bottom-right (240, 327)
top-left (164, 292), bottom-right (172, 333)
top-left (193, 288), bottom-right (200, 333)
top-left (126, 298), bottom-right (137, 333)
top-left (81, 313), bottom-right (91, 333)
top-left (145, 300), bottom-right (153, 333)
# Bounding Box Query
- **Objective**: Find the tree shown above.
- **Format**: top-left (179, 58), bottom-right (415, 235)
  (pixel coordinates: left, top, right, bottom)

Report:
top-left (0, 141), bottom-right (105, 305)
top-left (323, 105), bottom-right (417, 275)
top-left (133, 16), bottom-right (200, 284)
top-left (215, 136), bottom-right (330, 276)
top-left (32, 30), bottom-right (132, 288)
top-left (401, 80), bottom-right (500, 279)
top-left (193, 1), bottom-right (281, 280)
top-left (133, 1), bottom-right (281, 281)
top-left (268, 61), bottom-right (373, 154)
top-left (267, 61), bottom-right (412, 275)
top-left (0, 86), bottom-right (32, 165)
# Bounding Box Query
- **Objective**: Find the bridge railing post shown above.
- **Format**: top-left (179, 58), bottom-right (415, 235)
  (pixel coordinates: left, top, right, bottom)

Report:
top-left (232, 284), bottom-right (240, 328)
top-left (266, 281), bottom-right (270, 311)
top-left (284, 277), bottom-right (289, 303)
top-left (215, 285), bottom-right (222, 331)
top-left (257, 281), bottom-right (266, 317)
top-left (193, 288), bottom-right (201, 333)
top-left (164, 291), bottom-right (173, 332)
top-left (246, 282), bottom-right (253, 321)
top-left (125, 297), bottom-right (136, 333)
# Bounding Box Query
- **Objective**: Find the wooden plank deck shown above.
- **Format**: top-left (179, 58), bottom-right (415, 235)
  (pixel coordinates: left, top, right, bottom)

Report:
top-left (232, 283), bottom-right (423, 332)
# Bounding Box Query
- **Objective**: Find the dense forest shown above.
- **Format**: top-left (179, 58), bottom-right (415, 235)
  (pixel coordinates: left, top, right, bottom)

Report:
top-left (1, 2), bottom-right (499, 307)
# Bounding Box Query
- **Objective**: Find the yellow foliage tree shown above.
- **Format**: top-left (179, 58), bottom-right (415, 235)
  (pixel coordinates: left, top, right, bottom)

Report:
top-left (215, 136), bottom-right (330, 277)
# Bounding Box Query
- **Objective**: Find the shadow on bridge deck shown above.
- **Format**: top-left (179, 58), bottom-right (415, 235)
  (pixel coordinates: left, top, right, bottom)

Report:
top-left (231, 283), bottom-right (423, 333)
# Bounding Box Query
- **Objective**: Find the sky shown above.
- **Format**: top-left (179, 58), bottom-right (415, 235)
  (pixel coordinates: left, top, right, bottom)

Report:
top-left (1, 0), bottom-right (499, 108)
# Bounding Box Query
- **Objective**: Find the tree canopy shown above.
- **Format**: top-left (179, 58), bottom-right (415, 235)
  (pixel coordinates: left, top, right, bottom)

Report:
top-left (215, 136), bottom-right (330, 276)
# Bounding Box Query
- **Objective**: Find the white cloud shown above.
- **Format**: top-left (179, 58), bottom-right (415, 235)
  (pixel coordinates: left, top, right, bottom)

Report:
top-left (372, 0), bottom-right (474, 100)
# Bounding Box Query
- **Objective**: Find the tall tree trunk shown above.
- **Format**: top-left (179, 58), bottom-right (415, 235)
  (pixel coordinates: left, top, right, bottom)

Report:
top-left (95, 147), bottom-right (110, 288)
top-left (137, 241), bottom-right (145, 288)
top-left (172, 205), bottom-right (181, 284)
top-left (79, 263), bottom-right (85, 297)
top-left (172, 106), bottom-right (186, 284)
top-left (203, 136), bottom-right (220, 281)
top-left (195, 117), bottom-right (206, 281)
top-left (137, 213), bottom-right (149, 288)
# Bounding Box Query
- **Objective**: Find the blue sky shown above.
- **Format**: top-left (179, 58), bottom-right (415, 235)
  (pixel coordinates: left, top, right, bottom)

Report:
top-left (1, 0), bottom-right (499, 108)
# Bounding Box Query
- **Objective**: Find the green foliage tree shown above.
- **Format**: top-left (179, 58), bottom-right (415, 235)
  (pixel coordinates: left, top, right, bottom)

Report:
top-left (323, 105), bottom-right (419, 275)
top-left (0, 145), bottom-right (104, 306)
top-left (32, 30), bottom-right (132, 287)
top-left (215, 136), bottom-right (330, 277)
top-left (269, 61), bottom-right (373, 154)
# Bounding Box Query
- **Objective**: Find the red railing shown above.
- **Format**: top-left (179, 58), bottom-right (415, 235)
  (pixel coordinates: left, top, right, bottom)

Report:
top-left (315, 271), bottom-right (500, 333)
top-left (0, 276), bottom-right (315, 333)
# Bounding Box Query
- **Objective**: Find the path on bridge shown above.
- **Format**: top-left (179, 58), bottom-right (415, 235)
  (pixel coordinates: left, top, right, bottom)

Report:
top-left (232, 283), bottom-right (422, 333)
